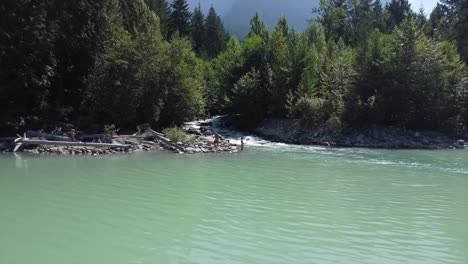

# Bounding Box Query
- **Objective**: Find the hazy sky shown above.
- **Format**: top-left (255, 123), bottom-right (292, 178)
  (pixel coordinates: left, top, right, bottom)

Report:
top-left (410, 0), bottom-right (438, 14)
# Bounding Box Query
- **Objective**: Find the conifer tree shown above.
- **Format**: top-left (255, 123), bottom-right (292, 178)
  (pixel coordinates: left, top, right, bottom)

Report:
top-left (350, 0), bottom-right (374, 46)
top-left (0, 0), bottom-right (55, 129)
top-left (441, 0), bottom-right (468, 63)
top-left (275, 16), bottom-right (290, 38)
top-left (314, 0), bottom-right (350, 42)
top-left (372, 0), bottom-right (386, 31)
top-left (247, 13), bottom-right (269, 40)
top-left (191, 4), bottom-right (205, 55)
top-left (385, 0), bottom-right (412, 29)
top-left (205, 6), bottom-right (227, 58)
top-left (170, 0), bottom-right (192, 37)
top-left (144, 0), bottom-right (171, 38)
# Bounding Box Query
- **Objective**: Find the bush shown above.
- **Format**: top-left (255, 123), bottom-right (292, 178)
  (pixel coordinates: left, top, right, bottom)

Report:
top-left (162, 127), bottom-right (191, 143)
top-left (326, 115), bottom-right (343, 133)
top-left (291, 96), bottom-right (326, 128)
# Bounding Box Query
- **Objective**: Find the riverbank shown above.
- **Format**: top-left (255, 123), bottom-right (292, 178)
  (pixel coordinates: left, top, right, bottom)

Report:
top-left (0, 125), bottom-right (239, 155)
top-left (257, 119), bottom-right (468, 149)
top-left (214, 116), bottom-right (468, 150)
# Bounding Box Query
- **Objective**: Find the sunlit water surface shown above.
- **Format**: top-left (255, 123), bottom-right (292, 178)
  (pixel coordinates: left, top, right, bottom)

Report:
top-left (1, 145), bottom-right (468, 264)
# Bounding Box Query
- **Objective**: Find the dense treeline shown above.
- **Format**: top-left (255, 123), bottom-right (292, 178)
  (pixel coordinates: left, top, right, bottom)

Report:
top-left (1, 0), bottom-right (467, 135)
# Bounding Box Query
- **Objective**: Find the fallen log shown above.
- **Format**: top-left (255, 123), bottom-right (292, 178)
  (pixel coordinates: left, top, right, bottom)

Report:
top-left (143, 128), bottom-right (185, 152)
top-left (14, 138), bottom-right (130, 152)
top-left (77, 134), bottom-right (106, 140)
top-left (26, 131), bottom-right (72, 142)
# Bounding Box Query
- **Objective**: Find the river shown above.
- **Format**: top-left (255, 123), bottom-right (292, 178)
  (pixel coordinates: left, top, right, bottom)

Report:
top-left (1, 143), bottom-right (468, 264)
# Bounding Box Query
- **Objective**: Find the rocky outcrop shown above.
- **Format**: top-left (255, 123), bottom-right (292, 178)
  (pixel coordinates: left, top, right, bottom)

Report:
top-left (254, 118), bottom-right (468, 150)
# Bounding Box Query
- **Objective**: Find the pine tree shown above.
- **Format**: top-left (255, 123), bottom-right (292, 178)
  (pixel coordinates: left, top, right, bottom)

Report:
top-left (275, 16), bottom-right (290, 38)
top-left (443, 0), bottom-right (468, 63)
top-left (191, 4), bottom-right (205, 55)
top-left (372, 0), bottom-right (386, 31)
top-left (247, 12), bottom-right (269, 40)
top-left (0, 0), bottom-right (55, 129)
top-left (47, 0), bottom-right (108, 121)
top-left (429, 3), bottom-right (450, 39)
top-left (205, 6), bottom-right (227, 58)
top-left (268, 17), bottom-right (292, 116)
top-left (144, 0), bottom-right (171, 38)
top-left (314, 0), bottom-right (350, 42)
top-left (455, 0), bottom-right (468, 63)
top-left (87, 1), bottom-right (169, 128)
top-left (170, 0), bottom-right (192, 37)
top-left (350, 0), bottom-right (374, 46)
top-left (385, 0), bottom-right (412, 29)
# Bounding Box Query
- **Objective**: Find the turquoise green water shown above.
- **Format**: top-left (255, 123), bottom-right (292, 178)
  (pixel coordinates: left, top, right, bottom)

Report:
top-left (1, 146), bottom-right (468, 264)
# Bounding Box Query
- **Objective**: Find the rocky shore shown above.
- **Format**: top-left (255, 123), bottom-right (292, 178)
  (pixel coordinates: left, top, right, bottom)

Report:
top-left (0, 125), bottom-right (239, 155)
top-left (253, 118), bottom-right (468, 149)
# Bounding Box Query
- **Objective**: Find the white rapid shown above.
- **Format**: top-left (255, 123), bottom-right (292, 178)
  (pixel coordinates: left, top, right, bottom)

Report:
top-left (185, 116), bottom-right (284, 148)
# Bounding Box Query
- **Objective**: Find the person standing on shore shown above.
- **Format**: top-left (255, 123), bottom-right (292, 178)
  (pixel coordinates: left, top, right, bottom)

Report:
top-left (240, 137), bottom-right (244, 151)
top-left (214, 133), bottom-right (220, 145)
top-left (66, 129), bottom-right (76, 141)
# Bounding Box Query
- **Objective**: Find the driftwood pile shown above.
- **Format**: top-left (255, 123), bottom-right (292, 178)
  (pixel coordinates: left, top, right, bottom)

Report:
top-left (1, 124), bottom-right (239, 155)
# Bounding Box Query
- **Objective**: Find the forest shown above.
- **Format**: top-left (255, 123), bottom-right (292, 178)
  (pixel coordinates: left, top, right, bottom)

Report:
top-left (1, 0), bottom-right (467, 135)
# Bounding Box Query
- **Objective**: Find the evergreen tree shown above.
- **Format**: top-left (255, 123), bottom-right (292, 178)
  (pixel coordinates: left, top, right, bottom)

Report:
top-left (144, 0), bottom-right (171, 38)
top-left (429, 3), bottom-right (451, 39)
top-left (372, 0), bottom-right (386, 31)
top-left (350, 0), bottom-right (374, 46)
top-left (456, 0), bottom-right (468, 63)
top-left (0, 0), bottom-right (55, 131)
top-left (159, 36), bottom-right (206, 126)
top-left (205, 6), bottom-right (227, 58)
top-left (46, 0), bottom-right (109, 121)
top-left (170, 0), bottom-right (192, 37)
top-left (441, 0), bottom-right (468, 63)
top-left (268, 17), bottom-right (292, 116)
top-left (385, 0), bottom-right (412, 29)
top-left (314, 0), bottom-right (350, 42)
top-left (247, 13), bottom-right (269, 40)
top-left (276, 16), bottom-right (290, 38)
top-left (210, 37), bottom-right (244, 113)
top-left (191, 4), bottom-right (205, 55)
top-left (86, 0), bottom-right (169, 128)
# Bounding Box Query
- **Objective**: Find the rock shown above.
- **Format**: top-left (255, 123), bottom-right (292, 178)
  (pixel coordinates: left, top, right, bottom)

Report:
top-left (457, 139), bottom-right (465, 145)
top-left (200, 121), bottom-right (212, 126)
top-left (356, 134), bottom-right (364, 143)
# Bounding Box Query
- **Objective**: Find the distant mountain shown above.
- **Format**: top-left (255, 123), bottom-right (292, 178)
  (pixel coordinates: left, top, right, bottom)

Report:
top-left (186, 0), bottom-right (318, 38)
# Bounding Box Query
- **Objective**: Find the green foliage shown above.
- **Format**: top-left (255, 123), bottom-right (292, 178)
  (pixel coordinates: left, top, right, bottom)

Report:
top-left (0, 0), bottom-right (55, 131)
top-left (247, 13), bottom-right (269, 40)
top-left (2, 0), bottom-right (468, 137)
top-left (290, 96), bottom-right (328, 128)
top-left (144, 0), bottom-right (171, 38)
top-left (313, 0), bottom-right (350, 42)
top-left (205, 6), bottom-right (228, 58)
top-left (85, 1), bottom-right (168, 128)
top-left (327, 114), bottom-right (343, 133)
top-left (170, 0), bottom-right (192, 37)
top-left (158, 36), bottom-right (206, 127)
top-left (191, 4), bottom-right (205, 55)
top-left (210, 36), bottom-right (244, 114)
top-left (104, 124), bottom-right (119, 138)
top-left (345, 18), bottom-right (468, 131)
top-left (163, 127), bottom-right (191, 143)
top-left (385, 0), bottom-right (412, 30)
